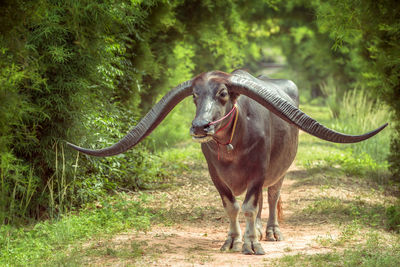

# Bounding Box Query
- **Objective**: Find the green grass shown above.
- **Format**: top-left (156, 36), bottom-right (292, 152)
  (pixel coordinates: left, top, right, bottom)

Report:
top-left (302, 196), bottom-right (389, 229)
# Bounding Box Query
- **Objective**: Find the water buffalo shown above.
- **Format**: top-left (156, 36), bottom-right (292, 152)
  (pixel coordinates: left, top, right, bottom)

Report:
top-left (67, 69), bottom-right (387, 255)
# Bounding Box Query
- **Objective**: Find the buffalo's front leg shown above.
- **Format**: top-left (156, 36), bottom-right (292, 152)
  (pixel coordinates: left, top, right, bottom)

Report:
top-left (220, 195), bottom-right (242, 252)
top-left (208, 166), bottom-right (242, 252)
top-left (242, 183), bottom-right (266, 255)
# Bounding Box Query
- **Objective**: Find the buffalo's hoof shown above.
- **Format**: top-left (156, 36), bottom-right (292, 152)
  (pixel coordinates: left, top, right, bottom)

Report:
top-left (242, 241), bottom-right (265, 255)
top-left (220, 237), bottom-right (242, 252)
top-left (266, 226), bottom-right (284, 241)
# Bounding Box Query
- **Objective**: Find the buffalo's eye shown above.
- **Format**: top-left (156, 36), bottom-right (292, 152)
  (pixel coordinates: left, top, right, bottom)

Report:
top-left (218, 90), bottom-right (228, 99)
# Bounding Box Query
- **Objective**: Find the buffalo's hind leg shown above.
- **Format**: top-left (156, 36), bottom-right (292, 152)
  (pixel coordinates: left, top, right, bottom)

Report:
top-left (256, 190), bottom-right (264, 241)
top-left (266, 177), bottom-right (284, 241)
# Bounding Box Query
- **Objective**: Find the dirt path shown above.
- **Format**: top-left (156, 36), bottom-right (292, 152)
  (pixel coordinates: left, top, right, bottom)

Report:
top-left (85, 160), bottom-right (351, 266)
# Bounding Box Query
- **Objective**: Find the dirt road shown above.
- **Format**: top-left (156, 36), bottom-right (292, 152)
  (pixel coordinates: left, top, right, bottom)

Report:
top-left (85, 161), bottom-right (354, 266)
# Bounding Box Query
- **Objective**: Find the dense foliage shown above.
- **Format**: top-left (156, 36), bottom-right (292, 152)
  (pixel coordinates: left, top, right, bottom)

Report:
top-left (0, 0), bottom-right (272, 223)
top-left (0, 0), bottom-right (398, 224)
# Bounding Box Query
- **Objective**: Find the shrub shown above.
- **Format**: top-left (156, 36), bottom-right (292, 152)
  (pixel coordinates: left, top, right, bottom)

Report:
top-left (331, 89), bottom-right (392, 164)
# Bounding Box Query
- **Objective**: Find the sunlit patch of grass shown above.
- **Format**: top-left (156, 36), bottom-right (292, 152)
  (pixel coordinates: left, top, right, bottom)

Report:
top-left (275, 231), bottom-right (400, 267)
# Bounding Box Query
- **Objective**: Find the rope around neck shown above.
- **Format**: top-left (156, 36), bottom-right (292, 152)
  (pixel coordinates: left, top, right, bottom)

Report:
top-left (210, 104), bottom-right (239, 160)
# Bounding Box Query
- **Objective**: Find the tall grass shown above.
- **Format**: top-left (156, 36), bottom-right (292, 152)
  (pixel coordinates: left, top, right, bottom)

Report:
top-left (0, 153), bottom-right (39, 224)
top-left (331, 89), bottom-right (392, 164)
top-left (46, 142), bottom-right (81, 219)
top-left (299, 85), bottom-right (393, 181)
top-left (320, 77), bottom-right (341, 119)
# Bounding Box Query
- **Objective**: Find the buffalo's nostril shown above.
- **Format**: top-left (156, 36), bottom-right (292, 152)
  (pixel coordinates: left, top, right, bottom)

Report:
top-left (205, 125), bottom-right (215, 135)
top-left (191, 119), bottom-right (212, 135)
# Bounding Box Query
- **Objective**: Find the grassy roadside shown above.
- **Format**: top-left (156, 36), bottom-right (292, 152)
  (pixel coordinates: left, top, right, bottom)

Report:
top-left (0, 193), bottom-right (153, 266)
top-left (0, 145), bottom-right (203, 266)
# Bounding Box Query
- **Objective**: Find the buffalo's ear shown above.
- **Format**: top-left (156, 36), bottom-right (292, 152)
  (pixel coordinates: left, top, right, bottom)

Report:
top-left (229, 91), bottom-right (240, 103)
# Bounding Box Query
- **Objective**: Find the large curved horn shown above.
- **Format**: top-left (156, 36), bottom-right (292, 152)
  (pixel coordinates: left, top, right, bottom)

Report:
top-left (229, 72), bottom-right (387, 143)
top-left (67, 80), bottom-right (193, 156)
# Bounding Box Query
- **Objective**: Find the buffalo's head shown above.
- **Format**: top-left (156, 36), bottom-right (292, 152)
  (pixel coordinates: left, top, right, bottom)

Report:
top-left (190, 71), bottom-right (239, 143)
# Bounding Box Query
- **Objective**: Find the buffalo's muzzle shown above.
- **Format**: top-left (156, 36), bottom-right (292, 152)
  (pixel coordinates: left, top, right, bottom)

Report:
top-left (190, 119), bottom-right (215, 143)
